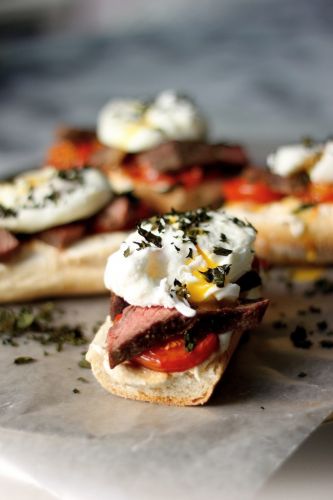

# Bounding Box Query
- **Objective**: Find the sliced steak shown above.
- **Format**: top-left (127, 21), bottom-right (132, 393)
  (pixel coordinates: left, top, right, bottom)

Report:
top-left (0, 229), bottom-right (20, 260)
top-left (243, 166), bottom-right (310, 195)
top-left (110, 293), bottom-right (129, 318)
top-left (37, 222), bottom-right (86, 249)
top-left (92, 195), bottom-right (151, 233)
top-left (56, 126), bottom-right (97, 143)
top-left (135, 140), bottom-right (248, 174)
top-left (107, 299), bottom-right (269, 367)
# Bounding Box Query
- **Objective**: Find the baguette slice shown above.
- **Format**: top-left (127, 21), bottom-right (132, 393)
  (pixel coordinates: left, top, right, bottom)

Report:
top-left (224, 198), bottom-right (333, 265)
top-left (86, 316), bottom-right (244, 406)
top-left (0, 232), bottom-right (127, 303)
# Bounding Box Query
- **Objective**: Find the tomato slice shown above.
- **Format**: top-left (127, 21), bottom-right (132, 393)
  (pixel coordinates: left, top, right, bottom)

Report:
top-left (222, 177), bottom-right (284, 203)
top-left (46, 139), bottom-right (100, 170)
top-left (133, 333), bottom-right (219, 373)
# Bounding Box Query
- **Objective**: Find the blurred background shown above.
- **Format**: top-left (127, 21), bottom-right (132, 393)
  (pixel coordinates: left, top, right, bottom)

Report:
top-left (0, 0), bottom-right (333, 175)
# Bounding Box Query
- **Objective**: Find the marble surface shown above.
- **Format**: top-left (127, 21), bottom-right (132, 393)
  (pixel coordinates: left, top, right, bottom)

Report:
top-left (1, 0), bottom-right (333, 176)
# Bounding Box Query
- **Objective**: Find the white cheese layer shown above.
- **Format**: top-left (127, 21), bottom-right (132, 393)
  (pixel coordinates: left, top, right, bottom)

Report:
top-left (97, 90), bottom-right (206, 153)
top-left (0, 167), bottom-right (112, 233)
top-left (86, 317), bottom-right (232, 388)
top-left (104, 209), bottom-right (256, 317)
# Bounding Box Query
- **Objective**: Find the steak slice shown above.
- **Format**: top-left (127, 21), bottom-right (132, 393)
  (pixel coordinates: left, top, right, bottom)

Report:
top-left (107, 299), bottom-right (269, 368)
top-left (0, 229), bottom-right (20, 260)
top-left (243, 165), bottom-right (310, 196)
top-left (135, 141), bottom-right (248, 173)
top-left (110, 293), bottom-right (129, 318)
top-left (92, 194), bottom-right (151, 233)
top-left (37, 222), bottom-right (86, 249)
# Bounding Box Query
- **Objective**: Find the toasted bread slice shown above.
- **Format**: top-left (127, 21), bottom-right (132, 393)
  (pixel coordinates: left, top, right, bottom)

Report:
top-left (224, 198), bottom-right (333, 265)
top-left (86, 317), bottom-right (244, 406)
top-left (0, 232), bottom-right (127, 303)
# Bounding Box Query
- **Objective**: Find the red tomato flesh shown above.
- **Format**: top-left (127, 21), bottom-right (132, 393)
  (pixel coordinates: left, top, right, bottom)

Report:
top-left (133, 333), bottom-right (219, 373)
top-left (222, 177), bottom-right (284, 203)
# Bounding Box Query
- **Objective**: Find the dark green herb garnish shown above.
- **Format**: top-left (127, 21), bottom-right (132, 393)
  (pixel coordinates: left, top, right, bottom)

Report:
top-left (58, 168), bottom-right (84, 184)
top-left (320, 340), bottom-right (333, 348)
top-left (171, 279), bottom-right (190, 300)
top-left (133, 240), bottom-right (151, 250)
top-left (317, 320), bottom-right (328, 331)
top-left (199, 264), bottom-right (231, 288)
top-left (272, 320), bottom-right (287, 330)
top-left (123, 246), bottom-right (131, 257)
top-left (184, 331), bottom-right (196, 352)
top-left (293, 203), bottom-right (317, 214)
top-left (290, 325), bottom-right (312, 349)
top-left (220, 233), bottom-right (228, 243)
top-left (298, 371), bottom-right (307, 378)
top-left (0, 303), bottom-right (87, 352)
top-left (213, 246), bottom-right (232, 256)
top-left (78, 359), bottom-right (91, 369)
top-left (14, 356), bottom-right (36, 365)
top-left (77, 376), bottom-right (89, 383)
top-left (309, 305), bottom-right (321, 314)
top-left (0, 204), bottom-right (17, 218)
top-left (72, 388), bottom-right (80, 394)
top-left (186, 247), bottom-right (193, 259)
top-left (137, 225), bottom-right (162, 248)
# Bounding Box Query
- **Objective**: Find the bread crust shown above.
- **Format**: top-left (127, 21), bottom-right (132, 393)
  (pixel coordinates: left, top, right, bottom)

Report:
top-left (0, 232), bottom-right (127, 303)
top-left (224, 198), bottom-right (333, 264)
top-left (108, 170), bottom-right (223, 212)
top-left (86, 317), bottom-right (244, 406)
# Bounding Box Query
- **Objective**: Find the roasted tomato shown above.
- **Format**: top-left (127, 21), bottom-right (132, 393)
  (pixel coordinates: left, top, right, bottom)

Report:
top-left (222, 177), bottom-right (284, 203)
top-left (133, 333), bottom-right (219, 373)
top-left (125, 163), bottom-right (204, 191)
top-left (46, 139), bottom-right (101, 169)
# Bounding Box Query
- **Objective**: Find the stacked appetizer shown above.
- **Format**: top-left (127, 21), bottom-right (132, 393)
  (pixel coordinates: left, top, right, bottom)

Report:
top-left (222, 139), bottom-right (333, 264)
top-left (0, 167), bottom-right (150, 302)
top-left (47, 90), bottom-right (248, 212)
top-left (86, 208), bottom-right (269, 406)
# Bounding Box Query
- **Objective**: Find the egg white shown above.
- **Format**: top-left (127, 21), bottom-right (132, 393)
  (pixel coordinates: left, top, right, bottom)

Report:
top-left (104, 209), bottom-right (256, 317)
top-left (97, 90), bottom-right (206, 153)
top-left (0, 167), bottom-right (112, 233)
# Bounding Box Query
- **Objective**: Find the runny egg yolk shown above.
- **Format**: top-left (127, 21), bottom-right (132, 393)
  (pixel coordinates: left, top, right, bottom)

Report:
top-left (186, 246), bottom-right (219, 304)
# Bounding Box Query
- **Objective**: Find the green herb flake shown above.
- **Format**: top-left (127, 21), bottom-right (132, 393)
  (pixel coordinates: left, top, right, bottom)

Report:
top-left (78, 359), bottom-right (91, 369)
top-left (72, 388), bottom-right (80, 394)
top-left (0, 204), bottom-right (17, 218)
top-left (14, 356), bottom-right (36, 365)
top-left (77, 376), bottom-right (89, 383)
top-left (137, 225), bottom-right (162, 248)
top-left (171, 279), bottom-right (190, 300)
top-left (123, 246), bottom-right (131, 257)
top-left (186, 247), bottom-right (193, 259)
top-left (293, 203), bottom-right (317, 214)
top-left (184, 331), bottom-right (196, 352)
top-left (199, 264), bottom-right (231, 288)
top-left (213, 246), bottom-right (232, 256)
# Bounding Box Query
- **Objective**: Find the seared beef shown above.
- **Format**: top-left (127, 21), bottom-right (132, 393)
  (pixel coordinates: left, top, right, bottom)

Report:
top-left (0, 229), bottom-right (20, 260)
top-left (107, 299), bottom-right (269, 367)
top-left (110, 293), bottom-right (129, 318)
top-left (243, 166), bottom-right (310, 196)
top-left (37, 222), bottom-right (86, 249)
top-left (135, 141), bottom-right (247, 173)
top-left (56, 126), bottom-right (97, 143)
top-left (92, 195), bottom-right (151, 233)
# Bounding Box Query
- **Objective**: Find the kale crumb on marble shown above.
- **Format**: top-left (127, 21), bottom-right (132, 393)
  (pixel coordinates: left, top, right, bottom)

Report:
top-left (72, 388), bottom-right (80, 394)
top-left (320, 340), bottom-right (333, 349)
top-left (272, 320), bottom-right (287, 330)
top-left (290, 325), bottom-right (313, 349)
top-left (14, 356), bottom-right (36, 365)
top-left (297, 371), bottom-right (307, 378)
top-left (317, 320), bottom-right (328, 332)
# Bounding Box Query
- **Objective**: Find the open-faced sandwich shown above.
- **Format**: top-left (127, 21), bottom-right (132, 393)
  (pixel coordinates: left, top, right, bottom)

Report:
top-left (0, 167), bottom-right (150, 302)
top-left (46, 90), bottom-right (248, 212)
top-left (221, 139), bottom-right (333, 265)
top-left (86, 208), bottom-right (269, 406)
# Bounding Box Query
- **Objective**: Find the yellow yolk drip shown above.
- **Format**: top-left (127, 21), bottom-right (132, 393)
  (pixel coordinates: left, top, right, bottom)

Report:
top-left (290, 267), bottom-right (324, 283)
top-left (186, 246), bottom-right (219, 304)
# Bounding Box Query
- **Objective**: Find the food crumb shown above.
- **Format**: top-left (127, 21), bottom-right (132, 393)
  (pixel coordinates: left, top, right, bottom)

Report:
top-left (297, 372), bottom-right (307, 378)
top-left (72, 388), bottom-right (80, 394)
top-left (260, 406), bottom-right (265, 410)
top-left (317, 321), bottom-right (328, 332)
top-left (290, 326), bottom-right (313, 349)
top-left (320, 340), bottom-right (333, 349)
top-left (14, 356), bottom-right (36, 365)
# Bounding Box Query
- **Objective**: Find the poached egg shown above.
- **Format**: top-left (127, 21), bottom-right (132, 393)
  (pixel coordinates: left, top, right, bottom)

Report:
top-left (267, 140), bottom-right (333, 183)
top-left (104, 209), bottom-right (257, 317)
top-left (97, 90), bottom-right (207, 153)
top-left (0, 167), bottom-right (112, 233)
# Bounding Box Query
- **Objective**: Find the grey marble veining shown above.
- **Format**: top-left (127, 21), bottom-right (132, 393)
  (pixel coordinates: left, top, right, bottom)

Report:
top-left (0, 0), bottom-right (333, 176)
